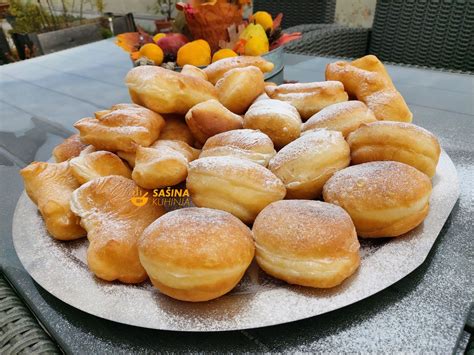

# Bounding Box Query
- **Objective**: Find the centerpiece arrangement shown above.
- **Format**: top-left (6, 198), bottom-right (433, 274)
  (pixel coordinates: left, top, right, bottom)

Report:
top-left (115, 0), bottom-right (301, 70)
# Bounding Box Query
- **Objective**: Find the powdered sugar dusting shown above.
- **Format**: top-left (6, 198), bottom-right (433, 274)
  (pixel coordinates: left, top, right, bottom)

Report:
top-left (306, 101), bottom-right (367, 122)
top-left (254, 200), bottom-right (359, 254)
top-left (362, 120), bottom-right (438, 140)
top-left (189, 156), bottom-right (283, 190)
top-left (12, 151), bottom-right (459, 331)
top-left (269, 81), bottom-right (344, 93)
top-left (323, 161), bottom-right (431, 207)
top-left (202, 129), bottom-right (274, 152)
top-left (269, 130), bottom-right (345, 169)
top-left (245, 99), bottom-right (301, 123)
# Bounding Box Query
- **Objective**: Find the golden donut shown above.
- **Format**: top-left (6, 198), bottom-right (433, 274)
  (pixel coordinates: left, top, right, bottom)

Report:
top-left (203, 55), bottom-right (274, 84)
top-left (117, 150), bottom-right (136, 168)
top-left (116, 117), bottom-right (196, 168)
top-left (187, 156), bottom-right (286, 223)
top-left (200, 129), bottom-right (276, 166)
top-left (347, 121), bottom-right (441, 178)
top-left (253, 82), bottom-right (275, 103)
top-left (70, 150), bottom-right (132, 184)
top-left (243, 99), bottom-right (302, 149)
top-left (138, 207), bottom-right (255, 302)
top-left (302, 101), bottom-right (377, 137)
top-left (158, 116), bottom-right (195, 146)
top-left (265, 81), bottom-right (348, 120)
top-left (216, 66), bottom-right (265, 114)
top-left (132, 140), bottom-right (199, 189)
top-left (74, 103), bottom-right (165, 152)
top-left (181, 64), bottom-right (208, 81)
top-left (20, 161), bottom-right (85, 240)
top-left (323, 161), bottom-right (432, 238)
top-left (325, 55), bottom-right (412, 122)
top-left (52, 134), bottom-right (89, 162)
top-left (253, 200), bottom-right (360, 288)
top-left (125, 65), bottom-right (217, 114)
top-left (268, 130), bottom-right (350, 199)
top-left (253, 92), bottom-right (270, 103)
top-left (185, 99), bottom-right (243, 145)
top-left (70, 176), bottom-right (165, 283)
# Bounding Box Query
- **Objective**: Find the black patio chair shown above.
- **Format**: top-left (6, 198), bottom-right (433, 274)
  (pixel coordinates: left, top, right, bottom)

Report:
top-left (368, 0), bottom-right (474, 72)
top-left (0, 28), bottom-right (13, 65)
top-left (0, 274), bottom-right (60, 354)
top-left (283, 24), bottom-right (370, 59)
top-left (282, 0), bottom-right (474, 73)
top-left (111, 13), bottom-right (137, 35)
top-left (253, 0), bottom-right (336, 28)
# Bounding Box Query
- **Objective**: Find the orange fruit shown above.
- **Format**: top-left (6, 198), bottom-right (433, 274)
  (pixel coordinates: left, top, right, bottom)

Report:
top-left (153, 33), bottom-right (166, 43)
top-left (139, 43), bottom-right (164, 65)
top-left (177, 40), bottom-right (211, 67)
top-left (194, 39), bottom-right (211, 53)
top-left (212, 49), bottom-right (238, 63)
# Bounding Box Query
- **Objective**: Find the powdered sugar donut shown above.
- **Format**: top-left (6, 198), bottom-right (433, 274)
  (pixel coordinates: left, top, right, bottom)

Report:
top-left (138, 207), bottom-right (255, 302)
top-left (347, 121), bottom-right (441, 178)
top-left (302, 101), bottom-right (377, 137)
top-left (253, 200), bottom-right (360, 288)
top-left (265, 81), bottom-right (348, 120)
top-left (187, 156), bottom-right (286, 223)
top-left (323, 161), bottom-right (432, 238)
top-left (268, 130), bottom-right (350, 199)
top-left (244, 99), bottom-right (302, 149)
top-left (199, 129), bottom-right (276, 166)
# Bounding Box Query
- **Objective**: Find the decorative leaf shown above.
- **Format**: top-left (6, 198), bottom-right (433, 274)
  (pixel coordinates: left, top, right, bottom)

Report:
top-left (273, 13), bottom-right (283, 30)
top-left (270, 32), bottom-right (301, 50)
top-left (219, 22), bottom-right (247, 49)
top-left (233, 38), bottom-right (246, 54)
top-left (115, 29), bottom-right (153, 53)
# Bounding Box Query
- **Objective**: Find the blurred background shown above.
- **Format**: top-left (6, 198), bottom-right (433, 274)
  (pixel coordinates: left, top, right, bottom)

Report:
top-left (0, 0), bottom-right (472, 72)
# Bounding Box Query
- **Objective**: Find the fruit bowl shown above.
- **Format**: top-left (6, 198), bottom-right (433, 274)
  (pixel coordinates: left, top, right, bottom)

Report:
top-left (132, 46), bottom-right (285, 83)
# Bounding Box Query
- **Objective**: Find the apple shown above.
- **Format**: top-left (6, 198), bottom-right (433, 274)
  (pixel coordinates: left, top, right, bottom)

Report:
top-left (157, 33), bottom-right (189, 61)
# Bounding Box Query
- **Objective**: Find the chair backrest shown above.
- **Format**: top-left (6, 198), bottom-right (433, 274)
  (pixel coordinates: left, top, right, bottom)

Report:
top-left (35, 23), bottom-right (103, 55)
top-left (0, 28), bottom-right (12, 64)
top-left (112, 13), bottom-right (137, 35)
top-left (252, 0), bottom-right (336, 28)
top-left (369, 0), bottom-right (474, 72)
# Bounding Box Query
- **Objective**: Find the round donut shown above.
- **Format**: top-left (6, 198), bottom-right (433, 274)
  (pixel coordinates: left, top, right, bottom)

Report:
top-left (199, 129), bottom-right (276, 166)
top-left (323, 161), bottom-right (432, 238)
top-left (243, 99), bottom-right (302, 149)
top-left (302, 101), bottom-right (377, 137)
top-left (253, 200), bottom-right (360, 288)
top-left (125, 65), bottom-right (217, 114)
top-left (159, 116), bottom-right (195, 146)
top-left (268, 130), bottom-right (350, 199)
top-left (264, 81), bottom-right (349, 120)
top-left (216, 66), bottom-right (265, 114)
top-left (347, 121), bottom-right (441, 178)
top-left (139, 207), bottom-right (255, 302)
top-left (187, 156), bottom-right (286, 223)
top-left (185, 99), bottom-right (243, 145)
top-left (52, 134), bottom-right (89, 162)
top-left (203, 55), bottom-right (274, 84)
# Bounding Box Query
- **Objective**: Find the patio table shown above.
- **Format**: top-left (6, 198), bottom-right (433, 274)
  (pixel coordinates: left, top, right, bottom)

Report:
top-left (0, 39), bottom-right (473, 353)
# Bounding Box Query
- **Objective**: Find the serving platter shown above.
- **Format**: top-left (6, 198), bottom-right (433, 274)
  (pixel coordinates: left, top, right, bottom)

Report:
top-left (12, 150), bottom-right (459, 332)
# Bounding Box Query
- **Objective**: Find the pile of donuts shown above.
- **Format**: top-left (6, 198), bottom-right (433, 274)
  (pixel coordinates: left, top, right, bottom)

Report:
top-left (20, 54), bottom-right (441, 302)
